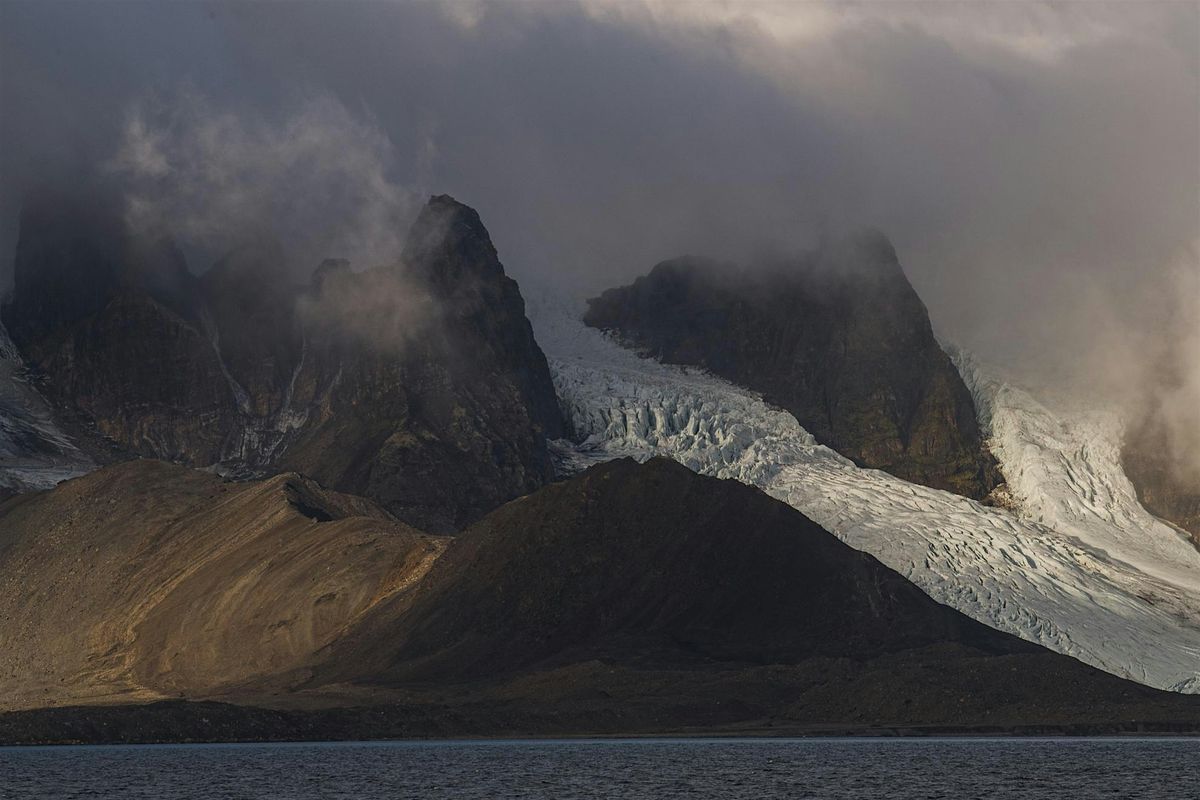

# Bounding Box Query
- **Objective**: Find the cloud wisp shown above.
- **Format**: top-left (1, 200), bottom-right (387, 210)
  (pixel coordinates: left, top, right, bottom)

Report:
top-left (0, 0), bottom-right (1196, 447)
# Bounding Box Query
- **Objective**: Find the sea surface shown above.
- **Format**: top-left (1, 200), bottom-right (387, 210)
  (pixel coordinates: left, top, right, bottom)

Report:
top-left (1, 737), bottom-right (1196, 799)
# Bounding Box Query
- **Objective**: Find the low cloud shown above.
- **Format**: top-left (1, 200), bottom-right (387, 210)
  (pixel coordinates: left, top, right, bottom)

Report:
top-left (0, 0), bottom-right (1196, 442)
top-left (297, 259), bottom-right (435, 356)
top-left (1142, 242), bottom-right (1200, 482)
top-left (106, 91), bottom-right (422, 274)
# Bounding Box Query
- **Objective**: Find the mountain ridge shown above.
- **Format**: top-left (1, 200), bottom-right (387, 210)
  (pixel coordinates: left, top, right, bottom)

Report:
top-left (0, 193), bottom-right (564, 530)
top-left (3, 456), bottom-right (1198, 743)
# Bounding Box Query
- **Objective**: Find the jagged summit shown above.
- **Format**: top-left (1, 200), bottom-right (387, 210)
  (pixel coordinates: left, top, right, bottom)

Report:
top-left (403, 194), bottom-right (501, 279)
top-left (0, 192), bottom-right (563, 530)
top-left (323, 455), bottom-right (1031, 686)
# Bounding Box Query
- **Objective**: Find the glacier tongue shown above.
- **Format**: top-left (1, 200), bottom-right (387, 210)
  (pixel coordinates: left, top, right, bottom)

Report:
top-left (532, 295), bottom-right (1200, 694)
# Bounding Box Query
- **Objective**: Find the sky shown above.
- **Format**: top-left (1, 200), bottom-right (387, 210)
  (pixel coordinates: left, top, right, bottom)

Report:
top-left (1, 0), bottom-right (1197, 438)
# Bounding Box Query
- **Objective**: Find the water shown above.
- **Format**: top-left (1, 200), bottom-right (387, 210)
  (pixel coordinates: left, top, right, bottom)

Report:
top-left (1, 738), bottom-right (1196, 799)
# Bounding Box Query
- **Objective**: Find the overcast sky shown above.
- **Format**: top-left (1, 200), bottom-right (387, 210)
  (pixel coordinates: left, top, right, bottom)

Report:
top-left (1, 1), bottom-right (1197, 392)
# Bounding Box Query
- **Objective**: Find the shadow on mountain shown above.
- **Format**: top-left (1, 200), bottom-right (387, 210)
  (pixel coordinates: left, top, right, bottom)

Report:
top-left (584, 235), bottom-right (1002, 500)
top-left (2, 457), bottom-right (1196, 743)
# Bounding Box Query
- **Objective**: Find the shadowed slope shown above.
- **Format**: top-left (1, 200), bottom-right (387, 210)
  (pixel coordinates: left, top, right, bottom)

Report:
top-left (2, 457), bottom-right (1198, 741)
top-left (326, 457), bottom-right (1022, 685)
top-left (0, 193), bottom-right (563, 530)
top-left (304, 458), bottom-right (1200, 733)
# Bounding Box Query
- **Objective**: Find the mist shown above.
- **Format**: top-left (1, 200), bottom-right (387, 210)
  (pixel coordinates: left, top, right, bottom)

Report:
top-left (1, 0), bottom-right (1197, 471)
top-left (107, 91), bottom-right (423, 272)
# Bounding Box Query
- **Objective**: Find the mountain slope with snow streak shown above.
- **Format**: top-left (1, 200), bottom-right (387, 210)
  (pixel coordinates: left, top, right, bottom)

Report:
top-left (532, 296), bottom-right (1200, 693)
top-left (0, 320), bottom-right (93, 494)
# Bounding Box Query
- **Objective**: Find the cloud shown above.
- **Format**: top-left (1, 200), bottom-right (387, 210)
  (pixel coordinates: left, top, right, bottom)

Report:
top-left (297, 259), bottom-right (436, 356)
top-left (1143, 241), bottom-right (1200, 482)
top-left (0, 0), bottom-right (1196, 432)
top-left (106, 91), bottom-right (422, 273)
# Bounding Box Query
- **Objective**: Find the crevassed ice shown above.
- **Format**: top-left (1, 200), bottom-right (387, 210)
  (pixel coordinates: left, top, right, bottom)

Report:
top-left (530, 295), bottom-right (1200, 693)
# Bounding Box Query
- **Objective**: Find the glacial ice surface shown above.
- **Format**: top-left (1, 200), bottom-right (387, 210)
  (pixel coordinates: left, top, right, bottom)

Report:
top-left (530, 295), bottom-right (1200, 693)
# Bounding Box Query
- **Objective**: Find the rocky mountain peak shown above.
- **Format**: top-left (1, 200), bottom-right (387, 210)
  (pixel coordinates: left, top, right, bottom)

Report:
top-left (585, 233), bottom-right (1001, 499)
top-left (402, 195), bottom-right (505, 297)
top-left (0, 190), bottom-right (564, 530)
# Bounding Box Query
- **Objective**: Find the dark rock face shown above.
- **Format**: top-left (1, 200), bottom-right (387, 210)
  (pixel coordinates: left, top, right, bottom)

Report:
top-left (584, 235), bottom-right (1000, 499)
top-left (1123, 409), bottom-right (1200, 548)
top-left (1, 193), bottom-right (564, 530)
top-left (278, 197), bottom-right (566, 531)
top-left (3, 456), bottom-right (1199, 740)
top-left (199, 240), bottom-right (306, 425)
top-left (1, 189), bottom-right (198, 349)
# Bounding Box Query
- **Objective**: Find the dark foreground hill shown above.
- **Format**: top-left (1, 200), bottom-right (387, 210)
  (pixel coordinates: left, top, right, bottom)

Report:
top-left (1, 458), bottom-right (1197, 743)
top-left (0, 192), bottom-right (563, 531)
top-left (584, 234), bottom-right (1000, 500)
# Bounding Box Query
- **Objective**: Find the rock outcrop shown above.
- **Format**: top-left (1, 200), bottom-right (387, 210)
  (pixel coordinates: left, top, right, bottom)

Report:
top-left (584, 234), bottom-right (1000, 499)
top-left (0, 317), bottom-right (98, 497)
top-left (2, 190), bottom-right (237, 464)
top-left (1, 193), bottom-right (564, 530)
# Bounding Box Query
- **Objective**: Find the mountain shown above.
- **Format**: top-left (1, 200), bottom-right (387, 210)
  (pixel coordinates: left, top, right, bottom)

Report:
top-left (317, 456), bottom-right (1017, 684)
top-left (0, 459), bottom-right (445, 713)
top-left (309, 457), bottom-right (1199, 735)
top-left (582, 233), bottom-right (1000, 500)
top-left (1, 190), bottom-right (237, 465)
top-left (2, 456), bottom-right (1197, 742)
top-left (0, 318), bottom-right (95, 497)
top-left (314, 455), bottom-right (1017, 681)
top-left (0, 193), bottom-right (564, 530)
top-left (275, 197), bottom-right (566, 531)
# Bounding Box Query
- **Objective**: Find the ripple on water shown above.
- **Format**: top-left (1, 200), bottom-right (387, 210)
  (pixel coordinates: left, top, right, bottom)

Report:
top-left (1, 738), bottom-right (1197, 800)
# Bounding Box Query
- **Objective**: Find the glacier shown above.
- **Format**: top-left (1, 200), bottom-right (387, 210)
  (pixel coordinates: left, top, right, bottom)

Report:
top-left (530, 295), bottom-right (1200, 693)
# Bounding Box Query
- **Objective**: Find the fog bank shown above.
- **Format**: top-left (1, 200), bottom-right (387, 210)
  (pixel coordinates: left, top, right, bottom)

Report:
top-left (1, 0), bottom-right (1196, 466)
